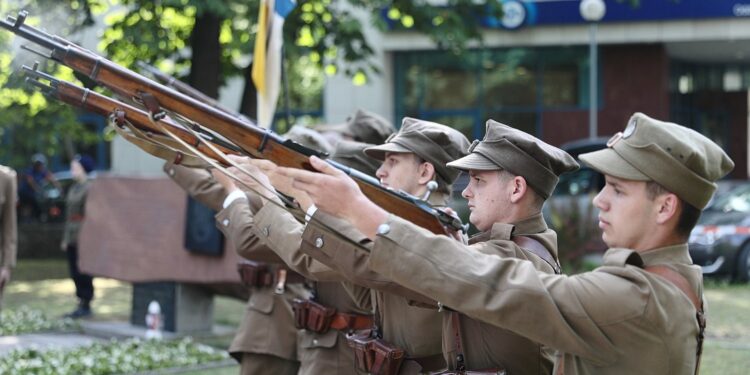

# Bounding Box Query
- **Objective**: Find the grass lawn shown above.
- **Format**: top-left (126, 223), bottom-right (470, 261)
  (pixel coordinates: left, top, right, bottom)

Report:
top-left (3, 260), bottom-right (750, 374)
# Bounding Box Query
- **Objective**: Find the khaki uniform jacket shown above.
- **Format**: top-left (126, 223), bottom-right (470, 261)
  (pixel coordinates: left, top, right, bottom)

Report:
top-left (296, 195), bottom-right (451, 372)
top-left (252, 201), bottom-right (374, 375)
top-left (165, 162), bottom-right (308, 361)
top-left (0, 166), bottom-right (17, 268)
top-left (303, 211), bottom-right (555, 374)
top-left (61, 180), bottom-right (89, 246)
top-left (367, 214), bottom-right (703, 375)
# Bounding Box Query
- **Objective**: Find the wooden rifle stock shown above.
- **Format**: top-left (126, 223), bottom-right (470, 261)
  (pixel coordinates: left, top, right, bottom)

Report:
top-left (2, 11), bottom-right (462, 234)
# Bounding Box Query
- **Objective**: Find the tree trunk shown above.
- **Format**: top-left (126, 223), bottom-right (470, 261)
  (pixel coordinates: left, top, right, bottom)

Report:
top-left (188, 12), bottom-right (222, 99)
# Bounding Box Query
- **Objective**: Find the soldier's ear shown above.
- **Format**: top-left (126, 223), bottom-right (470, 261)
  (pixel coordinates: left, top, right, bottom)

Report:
top-left (509, 175), bottom-right (528, 204)
top-left (417, 162), bottom-right (436, 185)
top-left (654, 192), bottom-right (680, 226)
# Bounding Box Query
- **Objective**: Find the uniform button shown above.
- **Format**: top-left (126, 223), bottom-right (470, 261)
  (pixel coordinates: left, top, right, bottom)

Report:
top-left (262, 226), bottom-right (270, 236)
top-left (312, 339), bottom-right (318, 345)
top-left (222, 219), bottom-right (229, 227)
top-left (376, 223), bottom-right (391, 235)
top-left (168, 168), bottom-right (175, 176)
top-left (314, 236), bottom-right (324, 248)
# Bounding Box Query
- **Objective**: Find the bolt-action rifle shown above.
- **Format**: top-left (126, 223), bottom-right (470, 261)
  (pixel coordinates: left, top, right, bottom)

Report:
top-left (1, 10), bottom-right (463, 234)
top-left (23, 63), bottom-right (241, 164)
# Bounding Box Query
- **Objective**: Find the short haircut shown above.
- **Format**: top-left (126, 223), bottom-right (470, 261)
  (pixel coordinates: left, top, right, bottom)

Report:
top-left (645, 181), bottom-right (702, 238)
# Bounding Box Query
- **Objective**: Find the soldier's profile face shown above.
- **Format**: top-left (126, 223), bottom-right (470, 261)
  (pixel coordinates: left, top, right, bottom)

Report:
top-left (376, 152), bottom-right (424, 195)
top-left (463, 169), bottom-right (511, 232)
top-left (593, 175), bottom-right (658, 250)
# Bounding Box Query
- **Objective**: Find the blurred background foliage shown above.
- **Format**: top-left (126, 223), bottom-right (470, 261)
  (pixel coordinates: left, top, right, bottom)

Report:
top-left (0, 0), bottom-right (650, 170)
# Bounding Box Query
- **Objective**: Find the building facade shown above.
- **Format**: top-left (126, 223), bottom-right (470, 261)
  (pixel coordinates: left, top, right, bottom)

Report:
top-left (324, 0), bottom-right (750, 178)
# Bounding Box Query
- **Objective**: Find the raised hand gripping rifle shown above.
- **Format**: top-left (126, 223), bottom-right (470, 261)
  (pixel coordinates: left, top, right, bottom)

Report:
top-left (1, 10), bottom-right (463, 234)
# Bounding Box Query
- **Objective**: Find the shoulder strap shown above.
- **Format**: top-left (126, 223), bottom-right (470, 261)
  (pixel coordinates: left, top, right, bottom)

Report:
top-left (644, 265), bottom-right (705, 375)
top-left (512, 236), bottom-right (562, 274)
top-left (450, 311), bottom-right (467, 371)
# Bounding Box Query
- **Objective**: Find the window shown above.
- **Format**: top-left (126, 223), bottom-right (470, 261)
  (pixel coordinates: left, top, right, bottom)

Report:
top-left (395, 46), bottom-right (591, 138)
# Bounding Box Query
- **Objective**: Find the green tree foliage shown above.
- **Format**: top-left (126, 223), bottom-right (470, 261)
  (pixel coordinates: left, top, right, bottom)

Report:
top-left (0, 0), bottom-right (649, 167)
top-left (0, 1), bottom-right (105, 168)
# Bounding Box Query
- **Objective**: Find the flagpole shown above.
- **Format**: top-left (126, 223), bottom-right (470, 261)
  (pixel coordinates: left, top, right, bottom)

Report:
top-left (280, 45), bottom-right (293, 132)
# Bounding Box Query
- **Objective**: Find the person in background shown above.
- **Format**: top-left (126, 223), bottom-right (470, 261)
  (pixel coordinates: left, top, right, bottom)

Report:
top-left (0, 164), bottom-right (17, 311)
top-left (61, 154), bottom-right (96, 319)
top-left (18, 153), bottom-right (60, 221)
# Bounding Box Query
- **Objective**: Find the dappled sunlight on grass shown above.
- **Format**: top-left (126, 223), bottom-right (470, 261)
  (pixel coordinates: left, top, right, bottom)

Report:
top-left (704, 283), bottom-right (750, 341)
top-left (702, 342), bottom-right (750, 375)
top-left (4, 278), bottom-right (132, 319)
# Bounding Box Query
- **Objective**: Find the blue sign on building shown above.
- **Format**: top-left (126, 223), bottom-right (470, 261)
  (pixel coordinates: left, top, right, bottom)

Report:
top-left (484, 0), bottom-right (750, 29)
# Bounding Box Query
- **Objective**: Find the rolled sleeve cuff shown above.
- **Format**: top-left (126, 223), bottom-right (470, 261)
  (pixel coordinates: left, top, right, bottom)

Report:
top-left (305, 204), bottom-right (317, 222)
top-left (222, 189), bottom-right (246, 209)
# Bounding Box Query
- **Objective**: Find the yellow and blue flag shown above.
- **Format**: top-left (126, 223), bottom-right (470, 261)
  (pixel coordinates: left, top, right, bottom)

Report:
top-left (252, 0), bottom-right (296, 128)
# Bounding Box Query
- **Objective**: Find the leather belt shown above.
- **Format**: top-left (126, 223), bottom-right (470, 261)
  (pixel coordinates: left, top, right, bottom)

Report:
top-left (237, 261), bottom-right (306, 293)
top-left (329, 312), bottom-right (374, 331)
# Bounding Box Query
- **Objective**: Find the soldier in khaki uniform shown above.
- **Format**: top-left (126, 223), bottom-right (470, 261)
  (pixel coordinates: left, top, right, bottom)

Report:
top-left (244, 140), bottom-right (377, 375)
top-left (286, 120), bottom-right (579, 374)
top-left (165, 161), bottom-right (308, 375)
top-left (164, 125), bottom-right (333, 374)
top-left (239, 118), bottom-right (470, 374)
top-left (224, 141), bottom-right (376, 375)
top-left (282, 112), bottom-right (731, 374)
top-left (0, 165), bottom-right (17, 311)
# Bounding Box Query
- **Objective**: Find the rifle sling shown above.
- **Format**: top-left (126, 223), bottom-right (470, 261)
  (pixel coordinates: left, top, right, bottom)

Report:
top-left (644, 265), bottom-right (705, 375)
top-left (109, 116), bottom-right (208, 168)
top-left (512, 236), bottom-right (561, 274)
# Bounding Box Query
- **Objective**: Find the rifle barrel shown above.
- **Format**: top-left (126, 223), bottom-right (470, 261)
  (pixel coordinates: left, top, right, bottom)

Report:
top-left (4, 11), bottom-right (459, 234)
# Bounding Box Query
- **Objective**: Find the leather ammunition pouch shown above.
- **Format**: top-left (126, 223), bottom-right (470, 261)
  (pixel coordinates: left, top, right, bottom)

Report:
top-left (292, 299), bottom-right (337, 333)
top-left (346, 330), bottom-right (405, 375)
top-left (237, 261), bottom-right (305, 291)
top-left (237, 261), bottom-right (271, 287)
top-left (292, 299), bottom-right (374, 334)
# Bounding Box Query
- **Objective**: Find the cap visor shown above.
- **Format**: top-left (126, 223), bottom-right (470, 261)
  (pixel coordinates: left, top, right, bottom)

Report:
top-left (364, 143), bottom-right (412, 161)
top-left (579, 148), bottom-right (650, 181)
top-left (446, 153), bottom-right (499, 171)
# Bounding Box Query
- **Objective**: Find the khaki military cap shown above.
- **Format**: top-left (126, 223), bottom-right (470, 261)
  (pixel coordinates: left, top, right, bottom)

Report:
top-left (579, 112), bottom-right (735, 209)
top-left (315, 109), bottom-right (395, 145)
top-left (448, 120), bottom-right (579, 199)
top-left (285, 125), bottom-right (333, 154)
top-left (331, 140), bottom-right (380, 178)
top-left (365, 117), bottom-right (471, 184)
